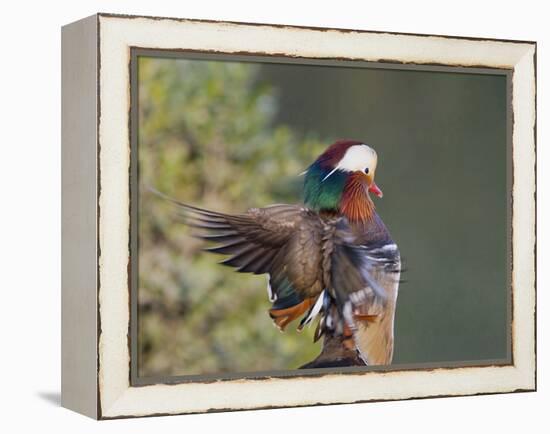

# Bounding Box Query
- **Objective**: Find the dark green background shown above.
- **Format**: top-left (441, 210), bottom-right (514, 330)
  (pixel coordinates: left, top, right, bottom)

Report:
top-left (138, 56), bottom-right (509, 378)
top-left (263, 64), bottom-right (509, 364)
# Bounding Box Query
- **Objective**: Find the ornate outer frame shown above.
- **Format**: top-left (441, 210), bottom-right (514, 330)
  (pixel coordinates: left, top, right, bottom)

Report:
top-left (61, 13), bottom-right (536, 419)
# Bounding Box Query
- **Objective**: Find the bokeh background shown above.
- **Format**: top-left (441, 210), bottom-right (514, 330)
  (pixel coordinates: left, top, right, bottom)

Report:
top-left (137, 55), bottom-right (508, 378)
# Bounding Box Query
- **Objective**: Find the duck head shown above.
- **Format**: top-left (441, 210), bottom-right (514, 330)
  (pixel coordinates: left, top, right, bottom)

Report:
top-left (303, 140), bottom-right (383, 222)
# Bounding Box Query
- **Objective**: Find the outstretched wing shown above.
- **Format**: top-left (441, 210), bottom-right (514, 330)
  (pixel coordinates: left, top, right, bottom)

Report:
top-left (161, 194), bottom-right (390, 340)
top-left (175, 201), bottom-right (327, 326)
top-left (188, 203), bottom-right (303, 274)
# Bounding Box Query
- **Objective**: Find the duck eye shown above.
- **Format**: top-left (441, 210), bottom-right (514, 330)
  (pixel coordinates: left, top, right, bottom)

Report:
top-left (364, 168), bottom-right (369, 174)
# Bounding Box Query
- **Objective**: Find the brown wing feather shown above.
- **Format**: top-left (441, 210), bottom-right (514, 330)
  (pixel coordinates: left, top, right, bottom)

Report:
top-left (183, 202), bottom-right (392, 319)
top-left (156, 190), bottom-right (396, 344)
top-left (177, 202), bottom-right (326, 297)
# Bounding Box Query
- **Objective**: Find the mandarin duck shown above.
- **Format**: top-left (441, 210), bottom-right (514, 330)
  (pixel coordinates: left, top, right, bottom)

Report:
top-left (163, 140), bottom-right (401, 367)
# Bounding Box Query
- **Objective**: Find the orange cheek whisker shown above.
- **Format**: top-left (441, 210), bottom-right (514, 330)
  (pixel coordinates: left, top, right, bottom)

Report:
top-left (340, 173), bottom-right (376, 222)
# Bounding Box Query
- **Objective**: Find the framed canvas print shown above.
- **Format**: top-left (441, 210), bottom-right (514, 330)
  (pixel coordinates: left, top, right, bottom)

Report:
top-left (61, 13), bottom-right (536, 419)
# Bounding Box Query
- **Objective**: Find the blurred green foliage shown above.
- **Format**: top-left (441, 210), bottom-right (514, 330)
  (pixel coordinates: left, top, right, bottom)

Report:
top-left (138, 57), bottom-right (327, 377)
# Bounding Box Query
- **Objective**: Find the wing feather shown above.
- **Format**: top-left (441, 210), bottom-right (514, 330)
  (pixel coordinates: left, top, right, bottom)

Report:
top-left (152, 189), bottom-right (399, 340)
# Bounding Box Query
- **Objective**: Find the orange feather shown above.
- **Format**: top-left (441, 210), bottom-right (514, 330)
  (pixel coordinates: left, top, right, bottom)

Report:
top-left (340, 173), bottom-right (376, 222)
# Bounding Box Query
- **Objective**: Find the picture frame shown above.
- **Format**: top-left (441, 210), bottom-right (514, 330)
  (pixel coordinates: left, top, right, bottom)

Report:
top-left (61, 13), bottom-right (536, 419)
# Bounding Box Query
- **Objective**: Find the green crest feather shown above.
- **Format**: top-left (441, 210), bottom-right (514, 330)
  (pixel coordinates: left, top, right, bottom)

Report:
top-left (303, 163), bottom-right (347, 211)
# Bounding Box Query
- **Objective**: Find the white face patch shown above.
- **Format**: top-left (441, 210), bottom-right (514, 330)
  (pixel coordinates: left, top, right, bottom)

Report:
top-left (322, 144), bottom-right (377, 181)
top-left (337, 144), bottom-right (378, 173)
